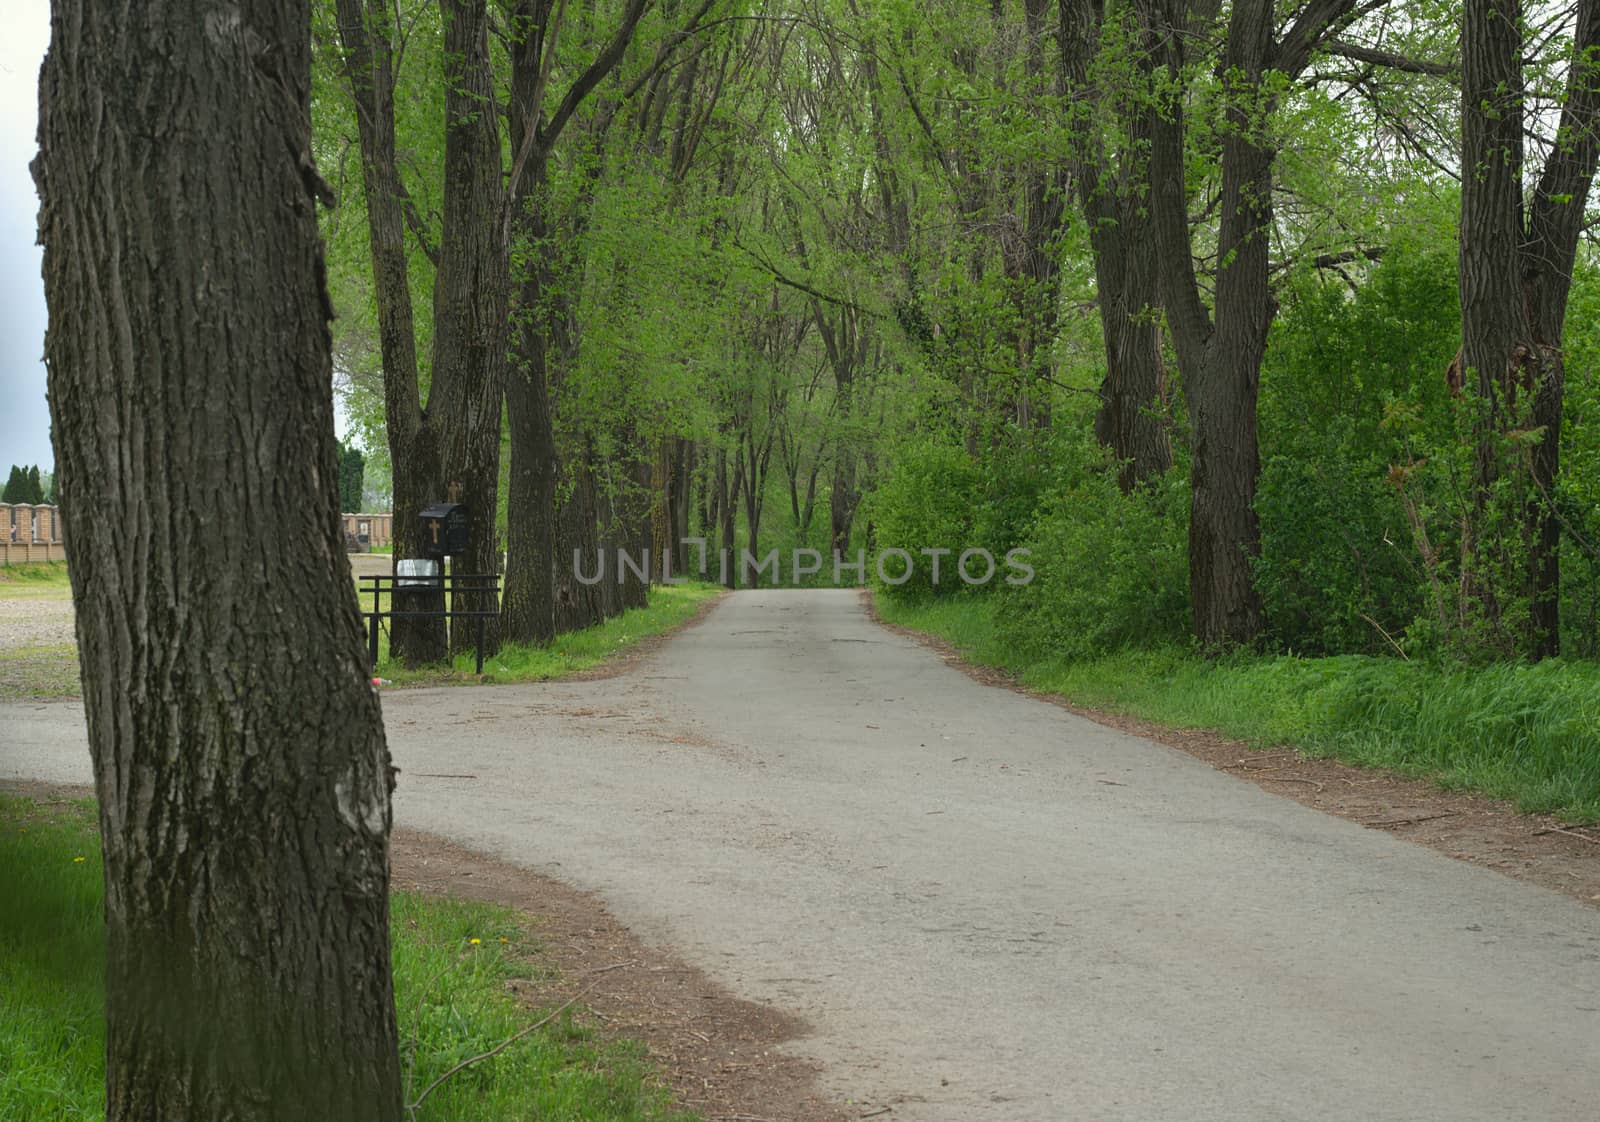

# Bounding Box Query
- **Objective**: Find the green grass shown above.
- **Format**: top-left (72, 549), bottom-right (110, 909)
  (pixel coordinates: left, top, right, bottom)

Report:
top-left (373, 583), bottom-right (722, 687)
top-left (876, 592), bottom-right (1600, 823)
top-left (0, 562), bottom-right (71, 598)
top-left (0, 793), bottom-right (103, 1121)
top-left (0, 570), bottom-right (721, 698)
top-left (0, 645), bottom-right (79, 701)
top-left (0, 793), bottom-right (697, 1122)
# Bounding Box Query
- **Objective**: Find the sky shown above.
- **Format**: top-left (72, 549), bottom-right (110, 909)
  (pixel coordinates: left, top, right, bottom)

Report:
top-left (0, 3), bottom-right (49, 473)
top-left (0, 3), bottom-right (358, 478)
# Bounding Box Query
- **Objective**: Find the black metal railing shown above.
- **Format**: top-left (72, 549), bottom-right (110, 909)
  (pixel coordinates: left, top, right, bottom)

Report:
top-left (358, 572), bottom-right (500, 674)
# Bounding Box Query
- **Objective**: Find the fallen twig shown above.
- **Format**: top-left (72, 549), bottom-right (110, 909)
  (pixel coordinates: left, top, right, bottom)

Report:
top-left (1365, 812), bottom-right (1457, 829)
top-left (1532, 825), bottom-right (1600, 847)
top-left (406, 960), bottom-right (638, 1114)
top-left (1262, 776), bottom-right (1325, 792)
top-left (860, 1108), bottom-right (893, 1119)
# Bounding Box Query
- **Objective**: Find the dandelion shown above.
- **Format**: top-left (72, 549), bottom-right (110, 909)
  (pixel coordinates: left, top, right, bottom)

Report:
top-left (469, 937), bottom-right (481, 946)
top-left (73, 856), bottom-right (85, 863)
top-left (499, 937), bottom-right (508, 944)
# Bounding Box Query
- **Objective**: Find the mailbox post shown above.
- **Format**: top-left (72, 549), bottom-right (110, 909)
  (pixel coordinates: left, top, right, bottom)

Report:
top-left (364, 497), bottom-right (496, 673)
top-left (419, 502), bottom-right (470, 558)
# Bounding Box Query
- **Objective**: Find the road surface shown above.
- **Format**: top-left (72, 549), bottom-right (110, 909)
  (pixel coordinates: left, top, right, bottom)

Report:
top-left (5, 589), bottom-right (1599, 1120)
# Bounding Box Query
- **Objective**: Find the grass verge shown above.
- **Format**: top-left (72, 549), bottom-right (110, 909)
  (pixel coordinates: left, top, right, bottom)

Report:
top-left (374, 583), bottom-right (722, 687)
top-left (0, 573), bottom-right (722, 698)
top-left (0, 792), bottom-right (697, 1122)
top-left (875, 593), bottom-right (1600, 823)
top-left (0, 562), bottom-right (71, 597)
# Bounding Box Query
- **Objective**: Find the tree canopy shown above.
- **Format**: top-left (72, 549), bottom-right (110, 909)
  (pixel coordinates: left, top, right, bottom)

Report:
top-left (313, 0), bottom-right (1600, 662)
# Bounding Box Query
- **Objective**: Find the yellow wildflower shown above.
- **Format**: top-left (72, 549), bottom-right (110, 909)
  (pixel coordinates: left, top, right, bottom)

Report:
top-left (469, 938), bottom-right (481, 946)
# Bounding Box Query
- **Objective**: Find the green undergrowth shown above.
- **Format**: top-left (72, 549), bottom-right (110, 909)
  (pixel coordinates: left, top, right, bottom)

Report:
top-left (0, 562), bottom-right (71, 597)
top-left (0, 645), bottom-right (78, 701)
top-left (0, 571), bottom-right (721, 698)
top-left (0, 793), bottom-right (697, 1122)
top-left (374, 582), bottom-right (722, 687)
top-left (876, 593), bottom-right (1600, 823)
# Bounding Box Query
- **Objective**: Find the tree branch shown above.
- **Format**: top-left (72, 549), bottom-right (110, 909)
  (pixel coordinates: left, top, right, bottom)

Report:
top-left (1322, 38), bottom-right (1458, 77)
top-left (1275, 0), bottom-right (1364, 79)
top-left (541, 0), bottom-right (652, 148)
top-left (731, 239), bottom-right (883, 319)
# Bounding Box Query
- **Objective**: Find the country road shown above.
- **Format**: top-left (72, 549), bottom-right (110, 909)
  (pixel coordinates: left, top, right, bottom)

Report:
top-left (5, 589), bottom-right (1599, 1120)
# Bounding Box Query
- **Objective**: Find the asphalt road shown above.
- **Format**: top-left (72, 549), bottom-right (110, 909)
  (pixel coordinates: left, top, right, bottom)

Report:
top-left (6, 589), bottom-right (1599, 1120)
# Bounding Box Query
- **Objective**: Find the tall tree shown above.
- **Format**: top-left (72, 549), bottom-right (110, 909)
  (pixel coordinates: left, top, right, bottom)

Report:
top-left (1061, 0), bottom-right (1173, 491)
top-left (499, 0), bottom-right (665, 646)
top-left (35, 3), bottom-right (403, 1119)
top-left (334, 0), bottom-right (510, 662)
top-left (3, 465), bottom-right (29, 503)
top-left (339, 440), bottom-right (367, 512)
top-left (1143, 0), bottom-right (1361, 645)
top-left (1459, 0), bottom-right (1600, 657)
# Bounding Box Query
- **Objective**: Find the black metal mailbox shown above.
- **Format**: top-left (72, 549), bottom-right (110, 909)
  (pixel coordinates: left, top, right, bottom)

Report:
top-left (419, 502), bottom-right (470, 557)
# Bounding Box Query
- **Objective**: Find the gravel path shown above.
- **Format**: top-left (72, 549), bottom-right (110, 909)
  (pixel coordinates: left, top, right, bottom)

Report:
top-left (0, 596), bottom-right (75, 650)
top-left (5, 589), bottom-right (1599, 1121)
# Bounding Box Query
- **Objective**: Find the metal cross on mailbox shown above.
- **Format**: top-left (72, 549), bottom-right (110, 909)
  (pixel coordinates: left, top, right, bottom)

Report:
top-left (419, 500), bottom-right (470, 558)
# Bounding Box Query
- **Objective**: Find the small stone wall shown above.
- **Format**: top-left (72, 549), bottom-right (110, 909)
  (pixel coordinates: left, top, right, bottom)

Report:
top-left (341, 512), bottom-right (393, 552)
top-left (0, 503), bottom-right (64, 564)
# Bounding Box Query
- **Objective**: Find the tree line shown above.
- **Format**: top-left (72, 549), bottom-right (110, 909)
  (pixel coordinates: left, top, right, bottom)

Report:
top-left (320, 0), bottom-right (1600, 666)
top-left (33, 3), bottom-right (1600, 1117)
top-left (2, 464), bottom-right (52, 504)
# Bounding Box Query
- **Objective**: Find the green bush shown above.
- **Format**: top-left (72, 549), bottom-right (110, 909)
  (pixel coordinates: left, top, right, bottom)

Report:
top-left (1255, 441), bottom-right (1423, 655)
top-left (864, 440), bottom-right (986, 599)
top-left (1255, 243), bottom-right (1460, 653)
top-left (995, 469), bottom-right (1190, 659)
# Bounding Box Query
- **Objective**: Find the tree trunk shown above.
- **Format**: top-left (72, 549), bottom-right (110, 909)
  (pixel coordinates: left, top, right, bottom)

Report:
top-left (674, 439), bottom-right (693, 574)
top-left (555, 449), bottom-right (608, 631)
top-left (35, 5), bottom-right (403, 1119)
top-left (334, 0), bottom-right (445, 664)
top-left (431, 0), bottom-right (509, 657)
top-left (1086, 189), bottom-right (1173, 491)
top-left (501, 139), bottom-right (559, 646)
top-left (1143, 0), bottom-right (1276, 646)
top-left (720, 451), bottom-right (742, 589)
top-left (624, 454), bottom-right (653, 607)
top-left (1459, 0), bottom-right (1600, 657)
top-left (1061, 0), bottom-right (1172, 490)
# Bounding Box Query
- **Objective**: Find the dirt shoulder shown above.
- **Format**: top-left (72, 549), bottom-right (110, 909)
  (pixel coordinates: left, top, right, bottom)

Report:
top-left (392, 829), bottom-right (848, 1122)
top-left (2, 778), bottom-right (847, 1122)
top-left (862, 592), bottom-right (1600, 908)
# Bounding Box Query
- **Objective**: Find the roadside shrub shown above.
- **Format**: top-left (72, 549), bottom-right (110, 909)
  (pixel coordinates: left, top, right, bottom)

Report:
top-left (864, 440), bottom-right (985, 600)
top-left (1256, 243), bottom-right (1458, 654)
top-left (1255, 438), bottom-right (1423, 655)
top-left (995, 469), bottom-right (1190, 659)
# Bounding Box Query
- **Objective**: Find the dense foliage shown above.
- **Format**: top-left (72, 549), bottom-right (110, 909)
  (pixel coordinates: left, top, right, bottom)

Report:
top-left (312, 0), bottom-right (1600, 670)
top-left (2, 465), bottom-right (46, 505)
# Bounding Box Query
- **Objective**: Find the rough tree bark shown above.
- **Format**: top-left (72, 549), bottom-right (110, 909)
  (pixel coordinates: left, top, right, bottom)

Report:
top-left (1459, 0), bottom-right (1600, 657)
top-left (430, 0), bottom-right (510, 655)
top-left (500, 0), bottom-right (649, 646)
top-left (336, 0), bottom-right (509, 661)
top-left (334, 0), bottom-right (446, 663)
top-left (1060, 0), bottom-right (1173, 490)
top-left (1086, 185), bottom-right (1173, 491)
top-left (1142, 0), bottom-right (1358, 645)
top-left (35, 3), bottom-right (403, 1119)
